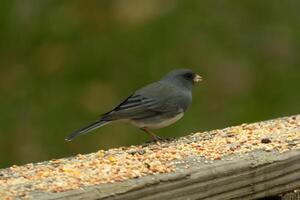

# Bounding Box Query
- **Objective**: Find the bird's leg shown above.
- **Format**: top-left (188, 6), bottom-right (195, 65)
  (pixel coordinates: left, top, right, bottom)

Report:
top-left (140, 128), bottom-right (163, 142)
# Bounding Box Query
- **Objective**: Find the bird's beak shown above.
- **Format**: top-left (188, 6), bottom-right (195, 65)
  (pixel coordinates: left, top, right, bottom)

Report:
top-left (193, 74), bottom-right (203, 83)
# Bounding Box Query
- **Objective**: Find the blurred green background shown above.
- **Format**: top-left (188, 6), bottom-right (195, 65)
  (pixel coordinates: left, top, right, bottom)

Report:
top-left (1, 0), bottom-right (300, 168)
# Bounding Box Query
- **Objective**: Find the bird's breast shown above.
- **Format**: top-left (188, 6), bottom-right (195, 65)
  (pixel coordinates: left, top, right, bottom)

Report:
top-left (130, 112), bottom-right (184, 129)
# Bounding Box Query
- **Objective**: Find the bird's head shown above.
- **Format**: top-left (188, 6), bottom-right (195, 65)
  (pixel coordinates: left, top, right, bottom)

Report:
top-left (162, 69), bottom-right (202, 90)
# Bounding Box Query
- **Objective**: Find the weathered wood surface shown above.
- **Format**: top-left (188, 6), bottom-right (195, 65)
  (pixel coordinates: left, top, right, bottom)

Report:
top-left (280, 189), bottom-right (300, 200)
top-left (281, 189), bottom-right (300, 200)
top-left (28, 149), bottom-right (300, 200)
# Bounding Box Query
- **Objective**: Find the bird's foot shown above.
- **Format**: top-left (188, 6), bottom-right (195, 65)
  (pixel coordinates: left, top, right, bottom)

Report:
top-left (140, 128), bottom-right (175, 144)
top-left (152, 135), bottom-right (164, 142)
top-left (142, 137), bottom-right (176, 147)
top-left (152, 136), bottom-right (176, 143)
top-left (143, 136), bottom-right (166, 145)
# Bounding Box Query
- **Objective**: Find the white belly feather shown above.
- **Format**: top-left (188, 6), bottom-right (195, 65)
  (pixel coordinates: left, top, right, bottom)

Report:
top-left (130, 113), bottom-right (184, 129)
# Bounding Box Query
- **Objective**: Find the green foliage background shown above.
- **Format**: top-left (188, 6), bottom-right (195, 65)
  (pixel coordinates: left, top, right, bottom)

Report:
top-left (1, 0), bottom-right (300, 168)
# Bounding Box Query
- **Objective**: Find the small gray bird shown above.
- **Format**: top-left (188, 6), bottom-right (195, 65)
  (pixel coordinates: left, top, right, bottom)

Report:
top-left (65, 69), bottom-right (202, 142)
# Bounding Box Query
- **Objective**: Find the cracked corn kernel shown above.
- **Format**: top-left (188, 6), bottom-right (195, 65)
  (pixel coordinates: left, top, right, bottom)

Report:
top-left (0, 115), bottom-right (299, 198)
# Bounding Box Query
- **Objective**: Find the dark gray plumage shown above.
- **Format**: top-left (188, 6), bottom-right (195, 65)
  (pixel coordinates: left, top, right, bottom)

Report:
top-left (65, 69), bottom-right (202, 141)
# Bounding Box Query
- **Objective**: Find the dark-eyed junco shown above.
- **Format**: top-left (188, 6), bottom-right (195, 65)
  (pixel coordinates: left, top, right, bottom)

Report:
top-left (65, 69), bottom-right (202, 142)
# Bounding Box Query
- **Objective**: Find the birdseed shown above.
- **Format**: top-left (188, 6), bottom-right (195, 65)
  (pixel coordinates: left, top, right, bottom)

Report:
top-left (0, 115), bottom-right (299, 199)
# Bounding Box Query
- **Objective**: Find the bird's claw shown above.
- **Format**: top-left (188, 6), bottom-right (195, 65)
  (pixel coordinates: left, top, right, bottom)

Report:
top-left (152, 136), bottom-right (175, 143)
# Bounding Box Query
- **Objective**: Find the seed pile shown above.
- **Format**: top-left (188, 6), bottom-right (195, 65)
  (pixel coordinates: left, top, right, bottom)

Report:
top-left (0, 115), bottom-right (299, 199)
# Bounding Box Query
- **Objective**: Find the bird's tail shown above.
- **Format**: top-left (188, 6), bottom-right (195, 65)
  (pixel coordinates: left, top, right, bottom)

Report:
top-left (65, 120), bottom-right (110, 141)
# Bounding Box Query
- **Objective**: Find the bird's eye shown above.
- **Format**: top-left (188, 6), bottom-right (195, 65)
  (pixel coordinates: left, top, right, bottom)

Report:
top-left (184, 73), bottom-right (194, 80)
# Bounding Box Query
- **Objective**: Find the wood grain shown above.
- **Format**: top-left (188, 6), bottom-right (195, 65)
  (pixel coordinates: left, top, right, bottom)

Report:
top-left (28, 150), bottom-right (300, 200)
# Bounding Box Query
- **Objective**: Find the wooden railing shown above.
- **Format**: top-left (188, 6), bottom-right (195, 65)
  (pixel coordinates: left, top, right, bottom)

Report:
top-left (1, 115), bottom-right (300, 200)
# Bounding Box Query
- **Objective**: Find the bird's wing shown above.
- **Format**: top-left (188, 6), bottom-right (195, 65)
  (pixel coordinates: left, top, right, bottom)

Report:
top-left (101, 82), bottom-right (182, 121)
